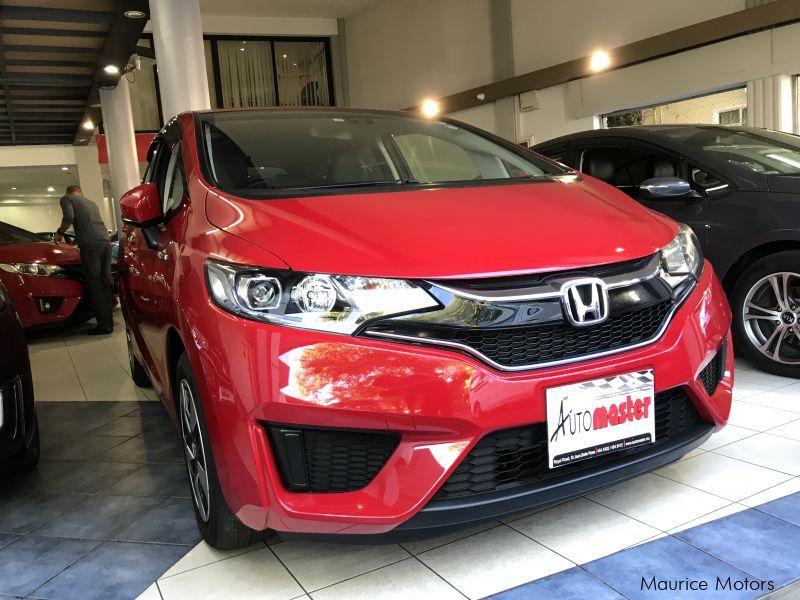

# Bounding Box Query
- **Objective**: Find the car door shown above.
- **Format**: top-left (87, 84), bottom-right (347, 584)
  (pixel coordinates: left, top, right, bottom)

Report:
top-left (574, 139), bottom-right (711, 248)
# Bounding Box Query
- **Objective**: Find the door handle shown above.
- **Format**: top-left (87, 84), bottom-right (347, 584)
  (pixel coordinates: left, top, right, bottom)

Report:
top-left (157, 250), bottom-right (169, 262)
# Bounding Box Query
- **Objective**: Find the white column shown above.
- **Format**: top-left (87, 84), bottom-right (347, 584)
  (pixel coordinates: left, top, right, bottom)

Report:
top-left (74, 145), bottom-right (108, 225)
top-left (99, 77), bottom-right (140, 231)
top-left (150, 0), bottom-right (211, 122)
top-left (747, 75), bottom-right (794, 133)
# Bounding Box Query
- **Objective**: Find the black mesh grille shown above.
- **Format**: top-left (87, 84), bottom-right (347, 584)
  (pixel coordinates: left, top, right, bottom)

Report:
top-left (371, 299), bottom-right (673, 369)
top-left (698, 345), bottom-right (725, 397)
top-left (433, 387), bottom-right (707, 501)
top-left (266, 425), bottom-right (399, 493)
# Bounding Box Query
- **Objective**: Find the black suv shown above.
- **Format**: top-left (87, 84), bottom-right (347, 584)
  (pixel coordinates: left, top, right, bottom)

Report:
top-left (0, 281), bottom-right (39, 476)
top-left (535, 126), bottom-right (800, 377)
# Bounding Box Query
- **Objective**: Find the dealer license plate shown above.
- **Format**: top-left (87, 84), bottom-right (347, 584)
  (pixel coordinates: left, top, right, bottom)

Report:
top-left (546, 370), bottom-right (656, 469)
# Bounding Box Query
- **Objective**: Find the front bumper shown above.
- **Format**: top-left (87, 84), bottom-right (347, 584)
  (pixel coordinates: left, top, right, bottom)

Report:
top-left (184, 261), bottom-right (733, 536)
top-left (0, 270), bottom-right (87, 328)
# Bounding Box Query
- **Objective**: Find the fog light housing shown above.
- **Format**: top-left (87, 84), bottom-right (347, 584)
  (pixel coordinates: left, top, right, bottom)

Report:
top-left (36, 297), bottom-right (63, 314)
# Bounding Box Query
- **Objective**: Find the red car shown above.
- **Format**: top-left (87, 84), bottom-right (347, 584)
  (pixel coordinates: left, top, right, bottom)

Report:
top-left (119, 109), bottom-right (733, 549)
top-left (0, 222), bottom-right (88, 329)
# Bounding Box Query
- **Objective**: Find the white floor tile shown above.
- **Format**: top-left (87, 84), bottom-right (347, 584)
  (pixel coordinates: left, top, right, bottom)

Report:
top-left (699, 424), bottom-right (758, 451)
top-left (739, 383), bottom-right (800, 413)
top-left (769, 419), bottom-right (800, 442)
top-left (656, 451), bottom-right (792, 501)
top-left (726, 402), bottom-right (800, 431)
top-left (160, 541), bottom-right (264, 579)
top-left (34, 372), bottom-right (86, 401)
top-left (666, 503), bottom-right (747, 534)
top-left (417, 525), bottom-right (573, 599)
top-left (732, 370), bottom-right (797, 400)
top-left (678, 448), bottom-right (706, 461)
top-left (713, 433), bottom-right (800, 476)
top-left (507, 497), bottom-right (660, 564)
top-left (401, 521), bottom-right (500, 555)
top-left (310, 558), bottom-right (463, 600)
top-left (740, 478), bottom-right (800, 507)
top-left (158, 547), bottom-right (303, 600)
top-left (136, 583), bottom-right (163, 600)
top-left (587, 473), bottom-right (729, 531)
top-left (272, 541), bottom-right (409, 592)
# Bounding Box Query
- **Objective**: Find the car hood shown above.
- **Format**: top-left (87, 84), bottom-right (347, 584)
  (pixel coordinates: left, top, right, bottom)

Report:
top-left (205, 179), bottom-right (679, 279)
top-left (0, 242), bottom-right (81, 266)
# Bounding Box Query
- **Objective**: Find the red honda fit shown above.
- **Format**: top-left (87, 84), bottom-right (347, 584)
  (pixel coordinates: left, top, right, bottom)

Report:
top-left (119, 109), bottom-right (733, 549)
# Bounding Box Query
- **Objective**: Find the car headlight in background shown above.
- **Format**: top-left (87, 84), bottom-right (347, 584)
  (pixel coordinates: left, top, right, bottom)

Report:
top-left (0, 263), bottom-right (64, 277)
top-left (659, 224), bottom-right (703, 292)
top-left (205, 259), bottom-right (440, 334)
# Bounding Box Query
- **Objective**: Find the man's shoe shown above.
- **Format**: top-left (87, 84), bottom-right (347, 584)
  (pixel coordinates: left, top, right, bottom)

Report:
top-left (87, 326), bottom-right (113, 336)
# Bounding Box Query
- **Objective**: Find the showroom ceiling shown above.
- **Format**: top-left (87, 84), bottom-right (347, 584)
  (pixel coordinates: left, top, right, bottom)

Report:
top-left (198, 0), bottom-right (379, 18)
top-left (0, 0), bottom-right (149, 147)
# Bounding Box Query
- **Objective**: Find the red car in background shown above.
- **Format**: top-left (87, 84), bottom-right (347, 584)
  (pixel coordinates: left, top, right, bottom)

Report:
top-left (0, 221), bottom-right (89, 329)
top-left (119, 109), bottom-right (733, 549)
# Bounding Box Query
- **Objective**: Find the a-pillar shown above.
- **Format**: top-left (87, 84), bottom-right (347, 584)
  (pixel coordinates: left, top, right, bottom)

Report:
top-left (150, 0), bottom-right (211, 122)
top-left (99, 77), bottom-right (140, 231)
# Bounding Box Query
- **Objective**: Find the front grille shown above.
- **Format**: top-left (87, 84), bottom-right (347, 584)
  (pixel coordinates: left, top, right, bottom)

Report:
top-left (433, 387), bottom-right (707, 501)
top-left (371, 299), bottom-right (673, 369)
top-left (698, 344), bottom-right (726, 397)
top-left (265, 424), bottom-right (399, 493)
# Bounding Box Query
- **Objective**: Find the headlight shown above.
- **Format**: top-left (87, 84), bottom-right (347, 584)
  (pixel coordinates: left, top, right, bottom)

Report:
top-left (659, 224), bottom-right (703, 291)
top-left (0, 263), bottom-right (63, 277)
top-left (205, 259), bottom-right (439, 334)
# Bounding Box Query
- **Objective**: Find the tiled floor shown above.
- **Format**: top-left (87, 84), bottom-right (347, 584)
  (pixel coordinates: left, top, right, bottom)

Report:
top-left (3, 311), bottom-right (800, 600)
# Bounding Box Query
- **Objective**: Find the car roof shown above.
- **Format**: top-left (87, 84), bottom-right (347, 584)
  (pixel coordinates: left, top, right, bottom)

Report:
top-left (534, 125), bottom-right (769, 147)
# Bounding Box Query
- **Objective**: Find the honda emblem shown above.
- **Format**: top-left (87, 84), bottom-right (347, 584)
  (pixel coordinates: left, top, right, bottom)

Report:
top-left (561, 278), bottom-right (609, 327)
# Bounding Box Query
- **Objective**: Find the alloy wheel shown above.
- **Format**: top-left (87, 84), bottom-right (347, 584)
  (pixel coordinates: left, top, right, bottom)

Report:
top-left (180, 379), bottom-right (211, 522)
top-left (742, 272), bottom-right (800, 365)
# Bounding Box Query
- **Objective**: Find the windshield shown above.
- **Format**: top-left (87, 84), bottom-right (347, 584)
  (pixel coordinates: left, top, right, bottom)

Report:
top-left (0, 221), bottom-right (41, 245)
top-left (662, 128), bottom-right (800, 175)
top-left (197, 110), bottom-right (564, 196)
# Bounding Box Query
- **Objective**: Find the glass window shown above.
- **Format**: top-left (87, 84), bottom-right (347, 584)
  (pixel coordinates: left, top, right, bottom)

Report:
top-left (162, 143), bottom-right (185, 214)
top-left (604, 88), bottom-right (748, 128)
top-left (0, 221), bottom-right (40, 245)
top-left (198, 110), bottom-right (564, 196)
top-left (689, 165), bottom-right (729, 196)
top-left (204, 40), bottom-right (217, 108)
top-left (217, 40), bottom-right (276, 108)
top-left (274, 41), bottom-right (331, 106)
top-left (662, 128), bottom-right (800, 175)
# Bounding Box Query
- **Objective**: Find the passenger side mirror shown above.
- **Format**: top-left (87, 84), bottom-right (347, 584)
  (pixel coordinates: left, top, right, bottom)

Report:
top-left (638, 177), bottom-right (692, 199)
top-left (120, 183), bottom-right (163, 227)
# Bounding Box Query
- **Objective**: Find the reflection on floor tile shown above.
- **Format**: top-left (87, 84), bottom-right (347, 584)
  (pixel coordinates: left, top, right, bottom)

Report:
top-left (487, 567), bottom-right (624, 600)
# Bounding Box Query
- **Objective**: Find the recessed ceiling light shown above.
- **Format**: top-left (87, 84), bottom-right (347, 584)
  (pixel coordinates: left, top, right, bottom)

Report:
top-left (82, 120), bottom-right (94, 130)
top-left (47, 186), bottom-right (55, 192)
top-left (61, 166), bottom-right (69, 171)
top-left (420, 98), bottom-right (441, 118)
top-left (239, 47), bottom-right (245, 52)
top-left (589, 50), bottom-right (611, 72)
top-left (104, 65), bottom-right (120, 75)
top-left (10, 187), bottom-right (16, 190)
top-left (282, 54), bottom-right (287, 59)
top-left (124, 10), bottom-right (146, 18)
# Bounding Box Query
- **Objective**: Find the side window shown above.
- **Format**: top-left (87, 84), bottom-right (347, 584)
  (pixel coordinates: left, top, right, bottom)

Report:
top-left (161, 142), bottom-right (186, 216)
top-left (689, 165), bottom-right (730, 197)
top-left (580, 145), bottom-right (678, 194)
top-left (142, 139), bottom-right (162, 184)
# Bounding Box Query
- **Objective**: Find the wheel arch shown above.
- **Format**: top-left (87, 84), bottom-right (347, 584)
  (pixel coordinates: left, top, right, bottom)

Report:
top-left (166, 326), bottom-right (187, 414)
top-left (722, 240), bottom-right (800, 294)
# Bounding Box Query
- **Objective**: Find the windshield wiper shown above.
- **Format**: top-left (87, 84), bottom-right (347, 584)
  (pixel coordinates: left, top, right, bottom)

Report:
top-left (267, 178), bottom-right (420, 192)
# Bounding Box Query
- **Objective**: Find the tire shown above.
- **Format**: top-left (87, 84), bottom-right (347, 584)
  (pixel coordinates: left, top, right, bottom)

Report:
top-left (731, 251), bottom-right (800, 378)
top-left (126, 328), bottom-right (151, 388)
top-left (176, 353), bottom-right (261, 550)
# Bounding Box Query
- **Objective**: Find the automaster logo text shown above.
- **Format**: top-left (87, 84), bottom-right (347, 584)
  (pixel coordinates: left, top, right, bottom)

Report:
top-left (549, 394), bottom-right (653, 442)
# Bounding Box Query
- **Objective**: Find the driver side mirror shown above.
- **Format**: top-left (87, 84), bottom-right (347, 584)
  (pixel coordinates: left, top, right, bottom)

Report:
top-left (120, 183), bottom-right (163, 227)
top-left (638, 176), bottom-right (692, 199)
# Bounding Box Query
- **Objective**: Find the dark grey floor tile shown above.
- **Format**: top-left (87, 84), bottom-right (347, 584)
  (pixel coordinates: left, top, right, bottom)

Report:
top-left (125, 402), bottom-right (169, 417)
top-left (116, 497), bottom-right (200, 545)
top-left (0, 460), bottom-right (82, 494)
top-left (0, 536), bottom-right (100, 596)
top-left (85, 416), bottom-right (146, 437)
top-left (33, 495), bottom-right (161, 540)
top-left (0, 533), bottom-right (19, 550)
top-left (37, 461), bottom-right (143, 495)
top-left (0, 491), bottom-right (85, 534)
top-left (99, 435), bottom-right (183, 464)
top-left (31, 540), bottom-right (189, 600)
top-left (105, 462), bottom-right (189, 498)
top-left (40, 435), bottom-right (131, 461)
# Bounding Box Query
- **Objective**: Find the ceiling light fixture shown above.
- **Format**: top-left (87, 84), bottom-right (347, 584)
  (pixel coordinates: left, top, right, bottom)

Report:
top-left (82, 120), bottom-right (94, 131)
top-left (61, 166), bottom-right (69, 171)
top-left (47, 186), bottom-right (55, 192)
top-left (104, 65), bottom-right (120, 75)
top-left (123, 10), bottom-right (146, 18)
top-left (589, 50), bottom-right (611, 72)
top-left (10, 187), bottom-right (16, 190)
top-left (420, 98), bottom-right (441, 118)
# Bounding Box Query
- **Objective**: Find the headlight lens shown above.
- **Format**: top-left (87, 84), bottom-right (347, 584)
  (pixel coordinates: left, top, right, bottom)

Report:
top-left (0, 263), bottom-right (63, 277)
top-left (205, 260), bottom-right (439, 334)
top-left (659, 224), bottom-right (703, 290)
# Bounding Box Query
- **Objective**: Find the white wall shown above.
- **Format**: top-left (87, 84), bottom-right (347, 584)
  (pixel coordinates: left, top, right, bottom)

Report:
top-left (345, 0), bottom-right (492, 109)
top-left (511, 0), bottom-right (745, 75)
top-left (0, 202), bottom-right (63, 233)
